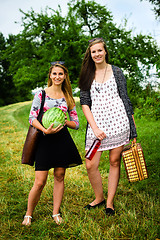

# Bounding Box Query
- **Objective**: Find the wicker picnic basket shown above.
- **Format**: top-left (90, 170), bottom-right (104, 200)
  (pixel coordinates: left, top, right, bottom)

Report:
top-left (122, 142), bottom-right (148, 182)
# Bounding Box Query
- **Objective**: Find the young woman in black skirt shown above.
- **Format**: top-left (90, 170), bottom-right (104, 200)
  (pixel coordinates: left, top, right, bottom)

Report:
top-left (22, 61), bottom-right (82, 226)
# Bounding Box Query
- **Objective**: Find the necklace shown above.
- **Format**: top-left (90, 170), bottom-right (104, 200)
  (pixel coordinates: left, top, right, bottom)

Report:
top-left (95, 65), bottom-right (107, 93)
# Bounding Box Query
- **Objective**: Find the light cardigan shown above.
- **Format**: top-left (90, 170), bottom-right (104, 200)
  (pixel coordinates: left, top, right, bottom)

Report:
top-left (80, 65), bottom-right (137, 140)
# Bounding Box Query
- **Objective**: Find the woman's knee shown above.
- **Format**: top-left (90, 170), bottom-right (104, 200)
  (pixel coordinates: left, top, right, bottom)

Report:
top-left (109, 157), bottom-right (121, 167)
top-left (54, 169), bottom-right (65, 182)
top-left (109, 147), bottom-right (123, 167)
top-left (85, 151), bottom-right (101, 172)
top-left (33, 171), bottom-right (48, 190)
top-left (85, 160), bottom-right (98, 173)
top-left (34, 179), bottom-right (47, 191)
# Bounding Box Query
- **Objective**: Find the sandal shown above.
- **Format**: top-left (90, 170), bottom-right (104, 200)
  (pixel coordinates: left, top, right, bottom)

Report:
top-left (52, 213), bottom-right (63, 225)
top-left (22, 215), bottom-right (32, 226)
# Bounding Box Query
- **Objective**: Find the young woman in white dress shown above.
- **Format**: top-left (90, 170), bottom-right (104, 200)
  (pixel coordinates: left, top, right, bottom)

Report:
top-left (79, 38), bottom-right (137, 215)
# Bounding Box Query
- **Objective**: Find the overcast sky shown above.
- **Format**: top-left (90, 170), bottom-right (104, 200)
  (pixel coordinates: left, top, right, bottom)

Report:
top-left (0, 0), bottom-right (159, 44)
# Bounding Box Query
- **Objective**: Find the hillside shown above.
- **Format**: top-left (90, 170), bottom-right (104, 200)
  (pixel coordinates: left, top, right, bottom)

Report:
top-left (0, 101), bottom-right (159, 240)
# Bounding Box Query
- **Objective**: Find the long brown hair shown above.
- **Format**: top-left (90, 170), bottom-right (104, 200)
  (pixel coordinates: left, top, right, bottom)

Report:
top-left (79, 38), bottom-right (109, 91)
top-left (48, 63), bottom-right (75, 111)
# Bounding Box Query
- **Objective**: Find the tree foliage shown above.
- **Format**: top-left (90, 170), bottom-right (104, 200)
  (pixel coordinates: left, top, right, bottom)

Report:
top-left (0, 33), bottom-right (19, 105)
top-left (0, 0), bottom-right (159, 107)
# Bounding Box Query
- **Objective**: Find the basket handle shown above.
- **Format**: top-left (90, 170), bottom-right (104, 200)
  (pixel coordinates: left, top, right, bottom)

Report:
top-left (131, 139), bottom-right (137, 148)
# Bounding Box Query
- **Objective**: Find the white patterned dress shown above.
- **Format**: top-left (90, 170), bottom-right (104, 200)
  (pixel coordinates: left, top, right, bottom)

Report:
top-left (85, 74), bottom-right (130, 151)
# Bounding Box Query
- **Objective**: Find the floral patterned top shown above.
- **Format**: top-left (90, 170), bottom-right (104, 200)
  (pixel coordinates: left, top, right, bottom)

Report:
top-left (29, 90), bottom-right (79, 130)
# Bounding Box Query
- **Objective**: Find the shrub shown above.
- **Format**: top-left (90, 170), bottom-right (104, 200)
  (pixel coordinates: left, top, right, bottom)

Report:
top-left (135, 93), bottom-right (160, 120)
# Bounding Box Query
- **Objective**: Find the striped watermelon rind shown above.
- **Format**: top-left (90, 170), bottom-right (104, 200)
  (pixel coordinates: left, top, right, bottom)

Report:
top-left (42, 107), bottom-right (65, 129)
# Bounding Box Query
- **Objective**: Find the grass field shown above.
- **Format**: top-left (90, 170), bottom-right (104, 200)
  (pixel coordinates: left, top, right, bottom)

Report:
top-left (0, 101), bottom-right (160, 240)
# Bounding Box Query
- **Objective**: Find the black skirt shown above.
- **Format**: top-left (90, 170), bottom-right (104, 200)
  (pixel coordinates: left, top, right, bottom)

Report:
top-left (35, 126), bottom-right (82, 171)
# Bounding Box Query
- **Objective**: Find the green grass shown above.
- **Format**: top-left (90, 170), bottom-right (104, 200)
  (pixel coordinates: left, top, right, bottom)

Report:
top-left (0, 101), bottom-right (160, 240)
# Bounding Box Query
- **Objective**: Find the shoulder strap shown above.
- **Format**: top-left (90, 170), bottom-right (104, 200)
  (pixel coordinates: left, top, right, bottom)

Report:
top-left (37, 90), bottom-right (46, 122)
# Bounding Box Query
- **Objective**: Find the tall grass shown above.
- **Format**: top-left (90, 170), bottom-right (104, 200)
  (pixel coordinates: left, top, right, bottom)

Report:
top-left (0, 101), bottom-right (159, 240)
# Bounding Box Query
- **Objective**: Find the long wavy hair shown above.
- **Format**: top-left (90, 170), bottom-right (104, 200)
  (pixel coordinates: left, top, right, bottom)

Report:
top-left (79, 38), bottom-right (109, 91)
top-left (48, 63), bottom-right (75, 110)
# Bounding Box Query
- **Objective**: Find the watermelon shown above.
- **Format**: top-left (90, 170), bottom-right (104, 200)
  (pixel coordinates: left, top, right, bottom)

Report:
top-left (42, 107), bottom-right (65, 129)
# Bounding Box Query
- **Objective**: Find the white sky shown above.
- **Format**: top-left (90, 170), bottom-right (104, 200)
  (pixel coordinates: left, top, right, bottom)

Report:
top-left (0, 0), bottom-right (159, 44)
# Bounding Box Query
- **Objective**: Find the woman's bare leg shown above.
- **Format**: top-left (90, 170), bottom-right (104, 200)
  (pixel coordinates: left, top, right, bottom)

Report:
top-left (107, 146), bottom-right (123, 209)
top-left (52, 168), bottom-right (66, 224)
top-left (85, 151), bottom-right (104, 205)
top-left (22, 171), bottom-right (48, 225)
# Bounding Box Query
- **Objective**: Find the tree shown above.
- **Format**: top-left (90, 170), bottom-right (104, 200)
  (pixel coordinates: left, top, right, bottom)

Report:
top-left (0, 33), bottom-right (19, 105)
top-left (68, 0), bottom-right (113, 37)
top-left (3, 6), bottom-right (85, 101)
top-left (1, 0), bottom-right (159, 107)
top-left (69, 0), bottom-right (159, 105)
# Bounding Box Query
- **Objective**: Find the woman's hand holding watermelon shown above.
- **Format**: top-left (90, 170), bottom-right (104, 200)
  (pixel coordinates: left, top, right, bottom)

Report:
top-left (44, 123), bottom-right (64, 134)
top-left (42, 107), bottom-right (66, 134)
